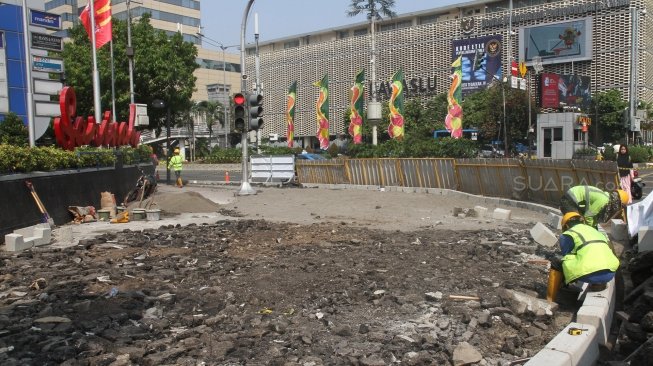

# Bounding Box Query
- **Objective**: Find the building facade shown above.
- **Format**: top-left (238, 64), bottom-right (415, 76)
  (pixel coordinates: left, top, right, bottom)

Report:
top-left (246, 0), bottom-right (652, 145)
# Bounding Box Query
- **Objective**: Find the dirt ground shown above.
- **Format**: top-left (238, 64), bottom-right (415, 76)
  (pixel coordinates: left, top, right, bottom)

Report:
top-left (0, 184), bottom-right (581, 365)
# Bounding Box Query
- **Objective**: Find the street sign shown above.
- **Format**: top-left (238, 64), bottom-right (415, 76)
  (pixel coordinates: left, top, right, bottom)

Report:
top-left (34, 79), bottom-right (62, 94)
top-left (32, 56), bottom-right (63, 73)
top-left (31, 32), bottom-right (62, 52)
top-left (519, 62), bottom-right (527, 77)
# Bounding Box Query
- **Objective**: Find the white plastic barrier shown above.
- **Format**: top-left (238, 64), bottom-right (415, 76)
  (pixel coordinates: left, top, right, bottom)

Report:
top-left (250, 155), bottom-right (295, 183)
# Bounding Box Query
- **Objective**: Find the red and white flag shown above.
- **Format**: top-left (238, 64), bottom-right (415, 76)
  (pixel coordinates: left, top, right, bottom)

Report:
top-left (80, 0), bottom-right (112, 49)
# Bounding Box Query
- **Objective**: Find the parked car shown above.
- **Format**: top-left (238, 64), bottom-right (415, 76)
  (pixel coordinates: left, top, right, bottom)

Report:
top-left (479, 144), bottom-right (505, 158)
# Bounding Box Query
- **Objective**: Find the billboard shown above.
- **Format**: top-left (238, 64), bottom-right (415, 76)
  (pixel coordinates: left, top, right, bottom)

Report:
top-left (452, 35), bottom-right (503, 96)
top-left (29, 9), bottom-right (61, 30)
top-left (519, 18), bottom-right (592, 66)
top-left (540, 73), bottom-right (592, 109)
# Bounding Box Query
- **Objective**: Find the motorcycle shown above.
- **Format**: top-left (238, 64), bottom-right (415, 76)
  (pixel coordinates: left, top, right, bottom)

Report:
top-left (124, 169), bottom-right (158, 206)
top-left (632, 169), bottom-right (645, 200)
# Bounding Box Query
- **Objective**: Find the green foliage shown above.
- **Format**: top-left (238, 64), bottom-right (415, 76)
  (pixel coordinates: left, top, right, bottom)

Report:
top-left (0, 112), bottom-right (29, 147)
top-left (204, 148), bottom-right (243, 164)
top-left (347, 137), bottom-right (478, 158)
top-left (572, 147), bottom-right (599, 160)
top-left (258, 145), bottom-right (299, 156)
top-left (62, 15), bottom-right (198, 129)
top-left (0, 144), bottom-right (155, 174)
top-left (629, 145), bottom-right (652, 163)
top-left (602, 147), bottom-right (616, 161)
top-left (462, 84), bottom-right (535, 144)
top-left (590, 89), bottom-right (629, 143)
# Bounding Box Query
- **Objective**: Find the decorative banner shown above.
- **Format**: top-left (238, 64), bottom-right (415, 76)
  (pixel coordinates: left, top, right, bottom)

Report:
top-left (445, 56), bottom-right (463, 139)
top-left (348, 69), bottom-right (364, 144)
top-left (387, 69), bottom-right (405, 140)
top-left (79, 0), bottom-right (113, 49)
top-left (313, 74), bottom-right (329, 150)
top-left (286, 81), bottom-right (297, 148)
top-left (452, 35), bottom-right (503, 96)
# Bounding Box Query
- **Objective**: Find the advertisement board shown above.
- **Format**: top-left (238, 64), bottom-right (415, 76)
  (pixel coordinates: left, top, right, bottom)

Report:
top-left (31, 32), bottom-right (62, 52)
top-left (452, 35), bottom-right (503, 96)
top-left (32, 56), bottom-right (63, 73)
top-left (539, 73), bottom-right (592, 109)
top-left (519, 18), bottom-right (592, 66)
top-left (29, 9), bottom-right (61, 30)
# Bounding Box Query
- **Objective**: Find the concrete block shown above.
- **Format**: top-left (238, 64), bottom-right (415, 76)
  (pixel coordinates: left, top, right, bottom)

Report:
top-left (638, 226), bottom-right (653, 252)
top-left (548, 213), bottom-right (562, 230)
top-left (609, 219), bottom-right (628, 241)
top-left (33, 227), bottom-right (51, 246)
top-left (492, 208), bottom-right (512, 220)
top-left (473, 206), bottom-right (488, 218)
top-left (576, 280), bottom-right (615, 346)
top-left (4, 234), bottom-right (31, 252)
top-left (530, 222), bottom-right (558, 247)
top-left (525, 322), bottom-right (599, 366)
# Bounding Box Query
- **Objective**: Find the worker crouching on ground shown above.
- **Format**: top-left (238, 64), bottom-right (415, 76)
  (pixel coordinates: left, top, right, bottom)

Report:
top-left (547, 212), bottom-right (620, 302)
top-left (168, 148), bottom-right (184, 188)
top-left (559, 185), bottom-right (629, 228)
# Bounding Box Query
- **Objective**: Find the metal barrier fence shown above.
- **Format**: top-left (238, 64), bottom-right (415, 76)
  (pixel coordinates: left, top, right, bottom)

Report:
top-left (296, 158), bottom-right (619, 207)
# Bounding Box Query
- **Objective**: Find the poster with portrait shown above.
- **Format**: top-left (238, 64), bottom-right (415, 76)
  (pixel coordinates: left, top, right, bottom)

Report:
top-left (540, 73), bottom-right (592, 109)
top-left (452, 35), bottom-right (503, 96)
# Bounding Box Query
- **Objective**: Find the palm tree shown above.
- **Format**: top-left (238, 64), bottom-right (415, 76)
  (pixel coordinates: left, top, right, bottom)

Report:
top-left (193, 100), bottom-right (223, 148)
top-left (347, 0), bottom-right (397, 145)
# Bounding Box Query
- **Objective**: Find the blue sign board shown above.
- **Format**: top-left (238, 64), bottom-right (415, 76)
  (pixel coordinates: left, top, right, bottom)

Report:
top-left (32, 56), bottom-right (63, 73)
top-left (30, 9), bottom-right (61, 30)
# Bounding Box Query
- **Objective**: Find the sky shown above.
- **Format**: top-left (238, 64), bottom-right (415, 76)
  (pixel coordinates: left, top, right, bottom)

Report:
top-left (199, 0), bottom-right (461, 52)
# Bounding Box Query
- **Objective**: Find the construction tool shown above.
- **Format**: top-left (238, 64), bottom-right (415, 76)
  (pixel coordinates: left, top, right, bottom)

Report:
top-left (567, 327), bottom-right (588, 336)
top-left (25, 181), bottom-right (54, 226)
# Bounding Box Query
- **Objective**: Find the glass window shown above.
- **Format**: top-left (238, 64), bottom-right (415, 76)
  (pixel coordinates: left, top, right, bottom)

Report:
top-left (284, 40), bottom-right (299, 49)
top-left (353, 28), bottom-right (367, 36)
top-left (397, 20), bottom-right (412, 29)
top-left (553, 127), bottom-right (563, 141)
top-left (379, 23), bottom-right (396, 32)
top-left (127, 7), bottom-right (200, 27)
top-left (338, 30), bottom-right (349, 39)
top-left (418, 15), bottom-right (437, 25)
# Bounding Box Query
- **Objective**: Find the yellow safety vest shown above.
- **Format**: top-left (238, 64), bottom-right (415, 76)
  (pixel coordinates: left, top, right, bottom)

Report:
top-left (561, 224), bottom-right (619, 284)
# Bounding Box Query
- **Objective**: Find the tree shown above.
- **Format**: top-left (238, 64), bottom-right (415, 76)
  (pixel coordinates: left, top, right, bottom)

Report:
top-left (0, 112), bottom-right (29, 146)
top-left (61, 14), bottom-right (198, 130)
top-left (193, 100), bottom-right (223, 146)
top-left (590, 89), bottom-right (628, 143)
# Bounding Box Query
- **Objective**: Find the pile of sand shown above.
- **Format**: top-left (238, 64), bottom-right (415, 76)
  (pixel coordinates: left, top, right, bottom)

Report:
top-left (129, 191), bottom-right (220, 214)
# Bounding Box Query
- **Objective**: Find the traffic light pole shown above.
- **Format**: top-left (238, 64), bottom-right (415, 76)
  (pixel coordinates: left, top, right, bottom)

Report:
top-left (238, 0), bottom-right (256, 196)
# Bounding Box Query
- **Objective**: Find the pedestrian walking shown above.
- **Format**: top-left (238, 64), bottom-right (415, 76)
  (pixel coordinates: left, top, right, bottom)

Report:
top-left (616, 144), bottom-right (634, 204)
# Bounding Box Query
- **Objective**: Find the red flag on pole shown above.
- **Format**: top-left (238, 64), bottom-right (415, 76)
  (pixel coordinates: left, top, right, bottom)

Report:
top-left (80, 0), bottom-right (112, 49)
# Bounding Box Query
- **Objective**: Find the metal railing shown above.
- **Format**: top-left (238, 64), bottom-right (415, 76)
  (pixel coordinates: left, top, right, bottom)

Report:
top-left (296, 158), bottom-right (619, 207)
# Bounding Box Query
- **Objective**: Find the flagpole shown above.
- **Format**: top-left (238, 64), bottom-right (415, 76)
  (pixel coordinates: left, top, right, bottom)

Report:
top-left (110, 40), bottom-right (117, 122)
top-left (88, 0), bottom-right (102, 124)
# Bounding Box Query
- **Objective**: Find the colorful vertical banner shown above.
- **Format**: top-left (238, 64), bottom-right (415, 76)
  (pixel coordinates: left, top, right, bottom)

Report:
top-left (286, 81), bottom-right (297, 147)
top-left (452, 35), bottom-right (503, 96)
top-left (387, 69), bottom-right (405, 140)
top-left (80, 0), bottom-right (113, 49)
top-left (445, 56), bottom-right (463, 139)
top-left (313, 75), bottom-right (329, 150)
top-left (348, 69), bottom-right (365, 144)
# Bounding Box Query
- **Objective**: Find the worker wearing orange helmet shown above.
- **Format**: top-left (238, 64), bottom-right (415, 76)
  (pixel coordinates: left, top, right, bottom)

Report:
top-left (559, 185), bottom-right (628, 228)
top-left (547, 212), bottom-right (620, 301)
top-left (168, 148), bottom-right (184, 188)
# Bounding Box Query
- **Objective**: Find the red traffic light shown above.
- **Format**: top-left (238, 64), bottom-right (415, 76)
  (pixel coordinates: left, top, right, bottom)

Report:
top-left (234, 93), bottom-right (246, 106)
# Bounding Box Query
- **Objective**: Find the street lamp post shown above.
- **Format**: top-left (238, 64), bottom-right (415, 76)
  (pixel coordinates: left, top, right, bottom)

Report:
top-left (152, 99), bottom-right (170, 185)
top-left (126, 0), bottom-right (135, 104)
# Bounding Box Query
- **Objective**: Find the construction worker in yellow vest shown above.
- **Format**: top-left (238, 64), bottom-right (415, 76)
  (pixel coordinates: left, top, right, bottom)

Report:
top-left (559, 185), bottom-right (628, 228)
top-left (546, 212), bottom-right (620, 301)
top-left (168, 148), bottom-right (183, 188)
